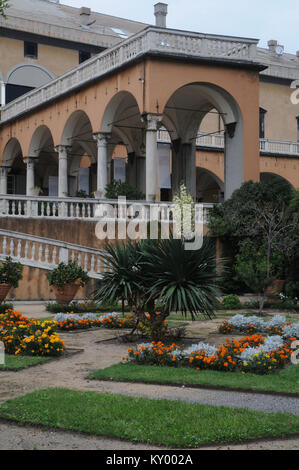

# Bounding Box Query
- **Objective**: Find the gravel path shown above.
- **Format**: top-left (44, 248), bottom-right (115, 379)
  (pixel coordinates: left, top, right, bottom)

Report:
top-left (91, 381), bottom-right (299, 416)
top-left (1, 306), bottom-right (299, 450)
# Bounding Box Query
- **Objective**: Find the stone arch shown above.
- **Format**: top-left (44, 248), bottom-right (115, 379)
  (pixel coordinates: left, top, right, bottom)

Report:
top-left (196, 167), bottom-right (224, 203)
top-left (1, 138), bottom-right (26, 195)
top-left (261, 172), bottom-right (295, 189)
top-left (28, 126), bottom-right (58, 195)
top-left (60, 110), bottom-right (95, 196)
top-left (101, 91), bottom-right (144, 190)
top-left (5, 63), bottom-right (54, 104)
top-left (163, 82), bottom-right (244, 200)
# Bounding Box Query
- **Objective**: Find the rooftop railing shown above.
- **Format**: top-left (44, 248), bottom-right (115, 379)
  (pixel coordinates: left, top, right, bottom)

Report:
top-left (0, 27), bottom-right (258, 123)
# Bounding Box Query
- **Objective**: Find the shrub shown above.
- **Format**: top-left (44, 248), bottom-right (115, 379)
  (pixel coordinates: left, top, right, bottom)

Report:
top-left (105, 180), bottom-right (145, 200)
top-left (221, 294), bottom-right (242, 310)
top-left (0, 303), bottom-right (14, 315)
top-left (0, 257), bottom-right (23, 288)
top-left (47, 261), bottom-right (90, 288)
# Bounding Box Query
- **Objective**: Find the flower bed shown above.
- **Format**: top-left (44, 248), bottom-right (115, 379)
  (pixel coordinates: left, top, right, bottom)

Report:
top-left (219, 314), bottom-right (299, 339)
top-left (0, 311), bottom-right (65, 357)
top-left (54, 312), bottom-right (135, 331)
top-left (124, 334), bottom-right (293, 375)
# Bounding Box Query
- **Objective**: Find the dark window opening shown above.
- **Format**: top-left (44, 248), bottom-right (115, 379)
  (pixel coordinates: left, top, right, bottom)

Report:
top-left (6, 83), bottom-right (35, 104)
top-left (296, 116), bottom-right (299, 142)
top-left (259, 108), bottom-right (267, 139)
top-left (79, 50), bottom-right (91, 64)
top-left (24, 41), bottom-right (38, 59)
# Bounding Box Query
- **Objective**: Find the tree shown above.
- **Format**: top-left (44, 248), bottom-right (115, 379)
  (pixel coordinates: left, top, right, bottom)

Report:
top-left (0, 0), bottom-right (9, 18)
top-left (209, 180), bottom-right (299, 311)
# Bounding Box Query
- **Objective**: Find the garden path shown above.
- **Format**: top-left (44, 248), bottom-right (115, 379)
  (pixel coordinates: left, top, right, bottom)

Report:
top-left (1, 306), bottom-right (299, 450)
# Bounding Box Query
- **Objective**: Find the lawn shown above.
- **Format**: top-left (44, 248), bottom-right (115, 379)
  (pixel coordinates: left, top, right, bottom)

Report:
top-left (89, 363), bottom-right (299, 395)
top-left (0, 388), bottom-right (299, 447)
top-left (0, 355), bottom-right (52, 371)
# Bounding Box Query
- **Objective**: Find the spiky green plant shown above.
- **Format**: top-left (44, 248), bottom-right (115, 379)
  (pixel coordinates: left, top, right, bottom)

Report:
top-left (140, 238), bottom-right (220, 319)
top-left (93, 241), bottom-right (144, 315)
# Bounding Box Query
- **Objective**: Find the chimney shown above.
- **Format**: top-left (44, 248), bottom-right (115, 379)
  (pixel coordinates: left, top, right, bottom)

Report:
top-left (154, 3), bottom-right (168, 28)
top-left (80, 6), bottom-right (91, 26)
top-left (268, 39), bottom-right (284, 57)
top-left (268, 40), bottom-right (278, 53)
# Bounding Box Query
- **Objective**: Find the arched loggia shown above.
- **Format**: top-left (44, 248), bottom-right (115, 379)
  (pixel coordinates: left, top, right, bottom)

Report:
top-left (59, 110), bottom-right (95, 197)
top-left (100, 91), bottom-right (144, 197)
top-left (163, 82), bottom-right (244, 200)
top-left (28, 125), bottom-right (57, 196)
top-left (1, 138), bottom-right (26, 195)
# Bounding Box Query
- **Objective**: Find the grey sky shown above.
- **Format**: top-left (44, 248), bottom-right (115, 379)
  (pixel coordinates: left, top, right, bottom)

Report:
top-left (62, 0), bottom-right (299, 54)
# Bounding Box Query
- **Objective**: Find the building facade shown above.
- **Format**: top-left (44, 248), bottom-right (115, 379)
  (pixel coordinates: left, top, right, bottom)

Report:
top-left (0, 0), bottom-right (298, 202)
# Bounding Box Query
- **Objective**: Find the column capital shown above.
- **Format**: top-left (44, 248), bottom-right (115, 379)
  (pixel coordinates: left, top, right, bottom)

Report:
top-left (142, 113), bottom-right (163, 131)
top-left (93, 132), bottom-right (111, 144)
top-left (55, 145), bottom-right (71, 157)
top-left (24, 156), bottom-right (38, 165)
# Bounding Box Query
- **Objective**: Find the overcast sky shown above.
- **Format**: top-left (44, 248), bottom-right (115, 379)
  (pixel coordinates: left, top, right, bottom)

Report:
top-left (62, 0), bottom-right (299, 53)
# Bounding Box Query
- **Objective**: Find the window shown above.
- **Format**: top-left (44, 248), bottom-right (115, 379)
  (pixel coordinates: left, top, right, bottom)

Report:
top-left (259, 108), bottom-right (267, 139)
top-left (79, 50), bottom-right (91, 64)
top-left (297, 117), bottom-right (299, 142)
top-left (24, 41), bottom-right (38, 59)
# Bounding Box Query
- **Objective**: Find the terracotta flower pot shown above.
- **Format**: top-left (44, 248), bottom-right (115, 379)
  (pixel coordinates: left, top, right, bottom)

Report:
top-left (0, 283), bottom-right (12, 302)
top-left (266, 280), bottom-right (285, 300)
top-left (53, 284), bottom-right (80, 305)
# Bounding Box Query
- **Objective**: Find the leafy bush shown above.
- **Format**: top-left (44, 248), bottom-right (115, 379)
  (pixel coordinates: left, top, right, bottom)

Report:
top-left (46, 301), bottom-right (129, 314)
top-left (221, 295), bottom-right (242, 310)
top-left (0, 303), bottom-right (14, 314)
top-left (0, 257), bottom-right (23, 288)
top-left (47, 261), bottom-right (90, 288)
top-left (105, 180), bottom-right (145, 200)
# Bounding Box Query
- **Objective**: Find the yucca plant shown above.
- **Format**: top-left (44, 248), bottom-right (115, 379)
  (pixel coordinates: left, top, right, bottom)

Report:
top-left (93, 241), bottom-right (145, 316)
top-left (140, 238), bottom-right (221, 320)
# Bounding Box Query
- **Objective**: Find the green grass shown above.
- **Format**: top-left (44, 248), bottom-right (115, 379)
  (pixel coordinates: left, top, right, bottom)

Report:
top-left (89, 363), bottom-right (299, 395)
top-left (0, 355), bottom-right (52, 371)
top-left (1, 388), bottom-right (299, 447)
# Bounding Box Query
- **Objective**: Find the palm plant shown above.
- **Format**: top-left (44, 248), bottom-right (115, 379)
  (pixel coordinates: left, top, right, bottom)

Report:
top-left (140, 238), bottom-right (220, 320)
top-left (93, 241), bottom-right (144, 316)
top-left (94, 238), bottom-right (220, 325)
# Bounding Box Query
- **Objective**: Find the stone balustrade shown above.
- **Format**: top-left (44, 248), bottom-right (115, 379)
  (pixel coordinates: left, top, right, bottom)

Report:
top-left (158, 130), bottom-right (299, 157)
top-left (0, 195), bottom-right (214, 224)
top-left (0, 27), bottom-right (258, 123)
top-left (0, 229), bottom-right (105, 279)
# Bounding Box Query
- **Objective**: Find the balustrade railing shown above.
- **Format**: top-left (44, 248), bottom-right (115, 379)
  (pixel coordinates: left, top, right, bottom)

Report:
top-left (0, 27), bottom-right (258, 123)
top-left (0, 229), bottom-right (105, 279)
top-left (0, 195), bottom-right (214, 224)
top-left (157, 130), bottom-right (299, 156)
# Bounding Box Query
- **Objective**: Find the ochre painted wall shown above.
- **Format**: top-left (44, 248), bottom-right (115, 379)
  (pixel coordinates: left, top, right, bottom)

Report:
top-left (0, 36), bottom-right (80, 80)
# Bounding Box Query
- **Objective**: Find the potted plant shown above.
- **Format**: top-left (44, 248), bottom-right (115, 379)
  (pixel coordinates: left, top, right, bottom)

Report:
top-left (93, 189), bottom-right (104, 199)
top-left (0, 257), bottom-right (23, 302)
top-left (47, 261), bottom-right (90, 305)
top-left (30, 186), bottom-right (43, 197)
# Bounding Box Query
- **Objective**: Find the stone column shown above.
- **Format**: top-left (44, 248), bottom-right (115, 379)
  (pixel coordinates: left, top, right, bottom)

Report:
top-left (0, 166), bottom-right (9, 194)
top-left (144, 114), bottom-right (163, 201)
top-left (137, 155), bottom-right (146, 195)
top-left (184, 142), bottom-right (196, 200)
top-left (24, 157), bottom-right (37, 196)
top-left (0, 81), bottom-right (5, 107)
top-left (93, 133), bottom-right (110, 198)
top-left (55, 145), bottom-right (70, 198)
